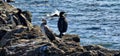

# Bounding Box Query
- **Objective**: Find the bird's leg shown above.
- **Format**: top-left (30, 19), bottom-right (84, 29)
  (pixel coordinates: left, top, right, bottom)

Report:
top-left (59, 32), bottom-right (63, 38)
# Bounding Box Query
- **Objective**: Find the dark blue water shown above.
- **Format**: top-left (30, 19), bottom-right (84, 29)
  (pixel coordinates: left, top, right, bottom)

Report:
top-left (10, 0), bottom-right (120, 50)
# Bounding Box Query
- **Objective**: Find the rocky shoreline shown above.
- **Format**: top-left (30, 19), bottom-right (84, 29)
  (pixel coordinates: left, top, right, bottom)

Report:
top-left (0, 1), bottom-right (120, 56)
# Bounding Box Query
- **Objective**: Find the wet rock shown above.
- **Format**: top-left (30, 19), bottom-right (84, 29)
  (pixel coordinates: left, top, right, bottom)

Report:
top-left (83, 45), bottom-right (106, 51)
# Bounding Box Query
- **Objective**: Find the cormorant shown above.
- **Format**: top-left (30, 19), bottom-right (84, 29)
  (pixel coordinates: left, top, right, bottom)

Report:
top-left (22, 11), bottom-right (32, 22)
top-left (58, 12), bottom-right (68, 38)
top-left (41, 19), bottom-right (56, 41)
top-left (0, 16), bottom-right (7, 24)
top-left (9, 13), bottom-right (20, 26)
top-left (16, 8), bottom-right (28, 26)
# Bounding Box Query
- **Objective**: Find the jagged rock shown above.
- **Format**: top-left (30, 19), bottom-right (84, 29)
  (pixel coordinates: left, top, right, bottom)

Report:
top-left (83, 45), bottom-right (106, 51)
top-left (31, 25), bottom-right (43, 36)
top-left (14, 25), bottom-right (27, 33)
top-left (0, 25), bottom-right (27, 47)
top-left (0, 29), bottom-right (7, 40)
top-left (35, 44), bottom-right (65, 56)
top-left (0, 48), bottom-right (7, 56)
top-left (97, 50), bottom-right (106, 56)
top-left (22, 33), bottom-right (39, 39)
top-left (79, 51), bottom-right (98, 56)
top-left (22, 25), bottom-right (42, 39)
top-left (62, 34), bottom-right (80, 43)
top-left (114, 53), bottom-right (120, 56)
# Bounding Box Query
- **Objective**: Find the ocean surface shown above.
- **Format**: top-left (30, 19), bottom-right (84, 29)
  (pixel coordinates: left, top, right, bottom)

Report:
top-left (10, 0), bottom-right (120, 50)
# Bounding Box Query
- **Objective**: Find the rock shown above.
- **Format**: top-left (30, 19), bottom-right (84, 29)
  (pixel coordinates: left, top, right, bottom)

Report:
top-left (22, 33), bottom-right (39, 39)
top-left (35, 44), bottom-right (65, 56)
top-left (0, 25), bottom-right (27, 47)
top-left (62, 34), bottom-right (80, 43)
top-left (97, 50), bottom-right (106, 56)
top-left (0, 29), bottom-right (7, 40)
top-left (69, 52), bottom-right (82, 56)
top-left (114, 53), bottom-right (120, 56)
top-left (80, 51), bottom-right (98, 56)
top-left (31, 25), bottom-right (43, 36)
top-left (0, 48), bottom-right (7, 56)
top-left (72, 36), bottom-right (80, 42)
top-left (14, 25), bottom-right (27, 33)
top-left (83, 45), bottom-right (106, 51)
top-left (22, 25), bottom-right (42, 39)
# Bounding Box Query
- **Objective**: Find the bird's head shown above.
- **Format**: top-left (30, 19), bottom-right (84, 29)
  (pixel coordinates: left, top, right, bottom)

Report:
top-left (60, 11), bottom-right (65, 17)
top-left (17, 8), bottom-right (22, 14)
top-left (49, 11), bottom-right (66, 17)
top-left (42, 19), bottom-right (47, 24)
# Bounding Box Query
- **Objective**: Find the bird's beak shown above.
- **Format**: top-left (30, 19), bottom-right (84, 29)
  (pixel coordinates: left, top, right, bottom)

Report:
top-left (47, 10), bottom-right (60, 17)
top-left (50, 14), bottom-right (59, 17)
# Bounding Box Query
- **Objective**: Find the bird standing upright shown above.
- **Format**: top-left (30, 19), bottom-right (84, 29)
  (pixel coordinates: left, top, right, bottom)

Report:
top-left (41, 19), bottom-right (56, 41)
top-left (58, 12), bottom-right (68, 38)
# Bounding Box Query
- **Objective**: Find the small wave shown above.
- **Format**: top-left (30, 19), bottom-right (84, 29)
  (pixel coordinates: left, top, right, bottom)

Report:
top-left (86, 27), bottom-right (101, 30)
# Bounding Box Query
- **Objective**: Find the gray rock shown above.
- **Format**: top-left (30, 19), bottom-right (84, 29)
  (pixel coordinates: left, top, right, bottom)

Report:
top-left (0, 30), bottom-right (7, 40)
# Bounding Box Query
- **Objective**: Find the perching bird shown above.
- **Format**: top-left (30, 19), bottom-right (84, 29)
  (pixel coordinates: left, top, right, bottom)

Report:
top-left (16, 8), bottom-right (28, 26)
top-left (58, 12), bottom-right (68, 38)
top-left (0, 17), bottom-right (7, 24)
top-left (8, 13), bottom-right (20, 26)
top-left (41, 19), bottom-right (56, 41)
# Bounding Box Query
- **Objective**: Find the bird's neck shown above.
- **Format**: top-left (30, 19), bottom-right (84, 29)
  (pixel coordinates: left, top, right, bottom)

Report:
top-left (60, 15), bottom-right (63, 16)
top-left (42, 22), bottom-right (47, 25)
top-left (17, 12), bottom-right (22, 15)
top-left (60, 15), bottom-right (65, 18)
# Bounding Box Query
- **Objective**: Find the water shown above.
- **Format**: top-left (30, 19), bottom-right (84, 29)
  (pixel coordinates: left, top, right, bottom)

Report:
top-left (10, 0), bottom-right (120, 50)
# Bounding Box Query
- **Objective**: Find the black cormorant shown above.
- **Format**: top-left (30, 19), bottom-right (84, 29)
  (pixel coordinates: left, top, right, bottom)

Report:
top-left (16, 8), bottom-right (28, 26)
top-left (0, 16), bottom-right (7, 24)
top-left (58, 12), bottom-right (68, 38)
top-left (9, 13), bottom-right (20, 26)
top-left (41, 19), bottom-right (56, 41)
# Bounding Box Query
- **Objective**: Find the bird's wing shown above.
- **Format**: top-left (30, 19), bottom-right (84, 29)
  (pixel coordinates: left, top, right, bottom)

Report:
top-left (44, 25), bottom-right (56, 41)
top-left (63, 19), bottom-right (68, 32)
top-left (58, 18), bottom-right (64, 32)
